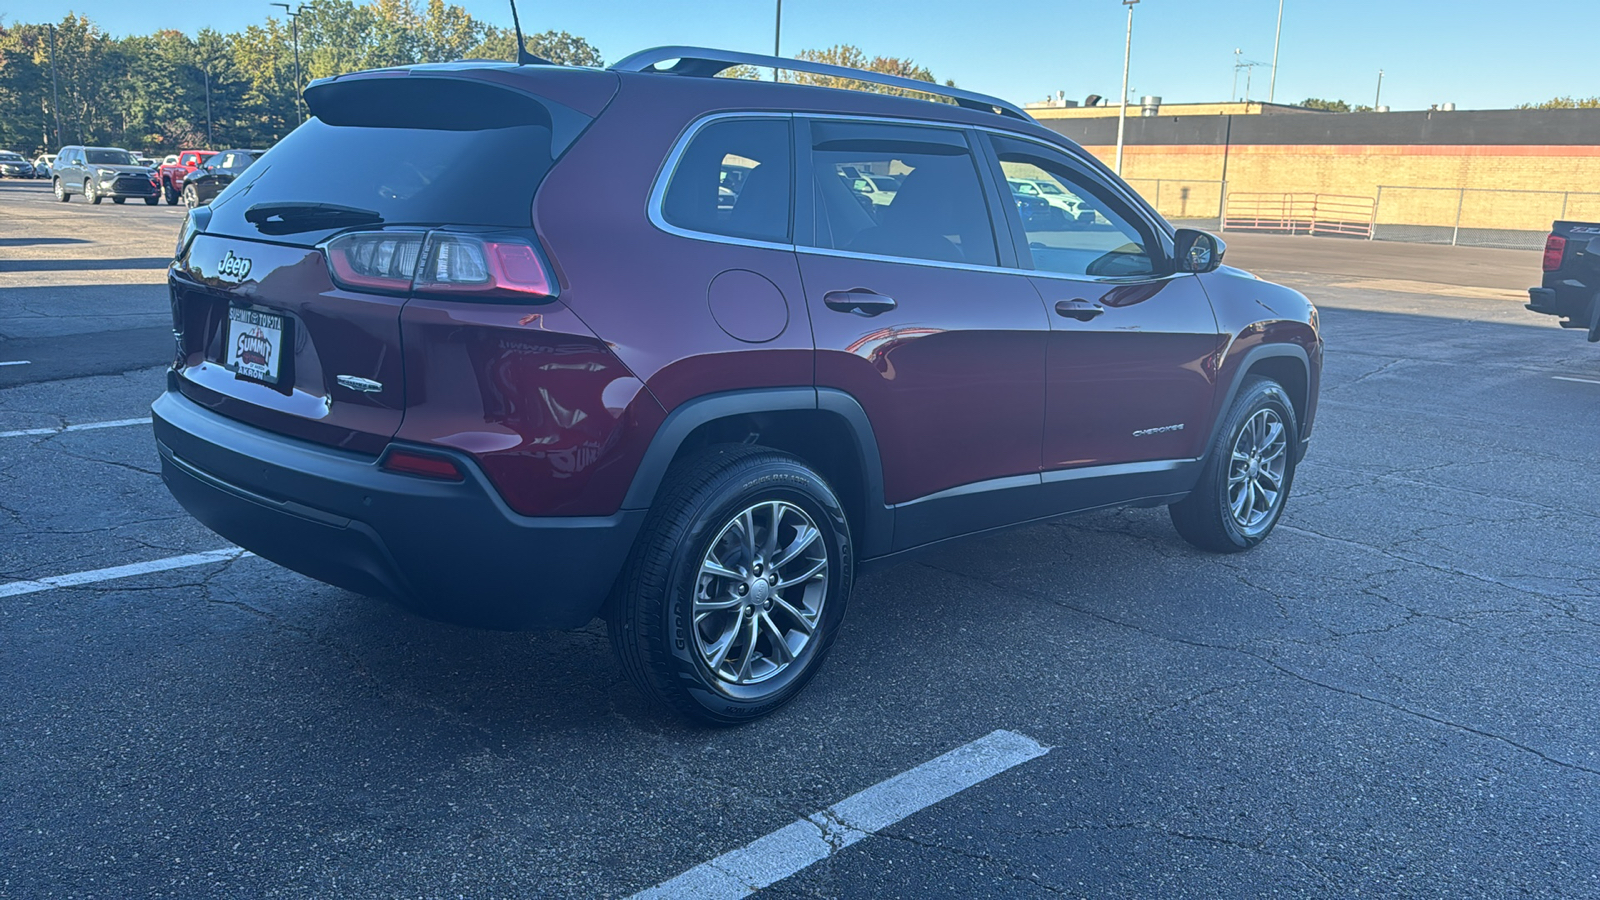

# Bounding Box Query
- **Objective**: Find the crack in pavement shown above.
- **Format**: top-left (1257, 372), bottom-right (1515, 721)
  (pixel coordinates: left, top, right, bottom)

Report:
top-left (917, 561), bottom-right (1600, 779)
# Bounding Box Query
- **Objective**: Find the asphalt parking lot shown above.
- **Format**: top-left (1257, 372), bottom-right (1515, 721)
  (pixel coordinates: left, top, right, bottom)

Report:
top-left (2, 175), bottom-right (1598, 898)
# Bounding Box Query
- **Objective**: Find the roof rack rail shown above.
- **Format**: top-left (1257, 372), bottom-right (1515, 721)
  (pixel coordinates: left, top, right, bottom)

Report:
top-left (609, 46), bottom-right (1033, 122)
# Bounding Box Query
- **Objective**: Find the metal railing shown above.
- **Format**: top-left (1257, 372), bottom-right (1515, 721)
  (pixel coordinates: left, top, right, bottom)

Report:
top-left (1221, 192), bottom-right (1376, 238)
top-left (1121, 177), bottom-right (1225, 225)
top-left (1371, 186), bottom-right (1600, 249)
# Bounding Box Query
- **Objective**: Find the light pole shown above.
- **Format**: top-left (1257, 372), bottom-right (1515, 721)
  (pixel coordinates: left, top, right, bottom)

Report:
top-left (270, 3), bottom-right (304, 124)
top-left (203, 67), bottom-right (213, 145)
top-left (1115, 0), bottom-right (1139, 177)
top-left (1375, 69), bottom-right (1384, 109)
top-left (1268, 0), bottom-right (1284, 103)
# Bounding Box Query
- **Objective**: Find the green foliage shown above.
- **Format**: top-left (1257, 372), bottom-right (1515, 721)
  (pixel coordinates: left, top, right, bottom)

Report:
top-left (1516, 96), bottom-right (1600, 110)
top-left (0, 6), bottom-right (599, 156)
top-left (785, 45), bottom-right (946, 100)
top-left (1299, 97), bottom-right (1350, 112)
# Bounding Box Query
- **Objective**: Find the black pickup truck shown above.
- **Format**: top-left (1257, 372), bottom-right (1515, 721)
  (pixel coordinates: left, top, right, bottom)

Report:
top-left (1529, 221), bottom-right (1600, 342)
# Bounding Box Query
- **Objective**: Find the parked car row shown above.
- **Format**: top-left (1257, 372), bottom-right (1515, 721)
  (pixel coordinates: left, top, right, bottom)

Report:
top-left (20, 143), bottom-right (264, 209)
top-left (0, 151), bottom-right (37, 177)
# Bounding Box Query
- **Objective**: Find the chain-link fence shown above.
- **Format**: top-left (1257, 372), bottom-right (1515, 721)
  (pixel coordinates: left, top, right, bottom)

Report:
top-left (1122, 178), bottom-right (1223, 229)
top-left (1371, 186), bottom-right (1600, 250)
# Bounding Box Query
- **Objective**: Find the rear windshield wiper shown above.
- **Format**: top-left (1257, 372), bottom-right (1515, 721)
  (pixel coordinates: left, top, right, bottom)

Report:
top-left (245, 202), bottom-right (383, 235)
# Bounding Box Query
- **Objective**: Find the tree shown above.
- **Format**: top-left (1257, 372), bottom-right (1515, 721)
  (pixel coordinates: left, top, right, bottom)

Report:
top-left (0, 6), bottom-right (604, 154)
top-left (784, 45), bottom-right (945, 99)
top-left (1516, 96), bottom-right (1600, 110)
top-left (1300, 97), bottom-right (1350, 112)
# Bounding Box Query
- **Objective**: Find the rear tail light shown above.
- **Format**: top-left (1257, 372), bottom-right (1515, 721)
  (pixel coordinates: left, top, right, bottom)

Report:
top-left (1543, 234), bottom-right (1566, 272)
top-left (415, 233), bottom-right (554, 299)
top-left (323, 230), bottom-right (554, 301)
top-left (380, 447), bottom-right (464, 481)
top-left (326, 232), bottom-right (425, 293)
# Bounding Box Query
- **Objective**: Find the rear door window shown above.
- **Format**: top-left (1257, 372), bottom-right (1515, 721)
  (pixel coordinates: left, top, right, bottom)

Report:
top-left (660, 117), bottom-right (793, 244)
top-left (803, 120), bottom-right (998, 268)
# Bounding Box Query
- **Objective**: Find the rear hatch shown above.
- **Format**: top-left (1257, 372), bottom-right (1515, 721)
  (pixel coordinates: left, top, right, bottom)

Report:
top-left (170, 65), bottom-right (614, 455)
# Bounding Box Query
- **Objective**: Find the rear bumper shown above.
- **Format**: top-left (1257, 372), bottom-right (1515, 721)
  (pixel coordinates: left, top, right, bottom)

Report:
top-left (1528, 282), bottom-right (1593, 320)
top-left (152, 387), bottom-right (644, 630)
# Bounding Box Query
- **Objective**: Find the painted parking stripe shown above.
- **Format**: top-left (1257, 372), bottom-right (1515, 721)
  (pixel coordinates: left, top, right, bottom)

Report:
top-left (0, 416), bottom-right (151, 439)
top-left (1552, 375), bottom-right (1600, 386)
top-left (0, 360), bottom-right (29, 366)
top-left (0, 547), bottom-right (251, 599)
top-left (631, 729), bottom-right (1049, 900)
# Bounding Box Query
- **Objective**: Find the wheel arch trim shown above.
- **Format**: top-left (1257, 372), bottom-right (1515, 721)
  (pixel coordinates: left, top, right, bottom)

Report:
top-left (1206, 341), bottom-right (1312, 461)
top-left (620, 387), bottom-right (893, 557)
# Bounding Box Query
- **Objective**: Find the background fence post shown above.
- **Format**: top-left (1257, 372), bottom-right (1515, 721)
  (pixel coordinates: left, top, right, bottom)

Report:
top-left (1219, 181), bottom-right (1228, 232)
top-left (1371, 186), bottom-right (1382, 240)
top-left (1154, 179), bottom-right (1162, 215)
top-left (1561, 192), bottom-right (1570, 220)
top-left (1451, 189), bottom-right (1464, 246)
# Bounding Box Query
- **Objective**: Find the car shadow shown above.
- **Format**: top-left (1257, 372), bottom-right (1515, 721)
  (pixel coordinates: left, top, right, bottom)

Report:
top-left (0, 237), bottom-right (90, 248)
top-left (0, 257), bottom-right (171, 272)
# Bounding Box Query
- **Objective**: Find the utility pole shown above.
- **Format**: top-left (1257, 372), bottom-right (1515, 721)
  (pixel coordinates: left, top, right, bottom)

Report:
top-left (1115, 0), bottom-right (1140, 177)
top-left (203, 67), bottom-right (213, 145)
top-left (1375, 69), bottom-right (1384, 109)
top-left (1231, 48), bottom-right (1241, 102)
top-left (772, 0), bottom-right (782, 81)
top-left (47, 24), bottom-right (64, 148)
top-left (1268, 0), bottom-right (1284, 103)
top-left (271, 3), bottom-right (304, 123)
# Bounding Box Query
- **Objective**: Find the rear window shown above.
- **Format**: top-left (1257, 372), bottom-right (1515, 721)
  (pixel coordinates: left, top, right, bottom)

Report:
top-left (204, 119), bottom-right (556, 241)
top-left (204, 77), bottom-right (590, 244)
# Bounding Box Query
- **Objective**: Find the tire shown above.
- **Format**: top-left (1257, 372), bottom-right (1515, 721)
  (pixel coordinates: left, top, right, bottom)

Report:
top-left (182, 184), bottom-right (198, 208)
top-left (1170, 376), bottom-right (1299, 553)
top-left (86, 180), bottom-right (102, 204)
top-left (144, 195), bottom-right (159, 206)
top-left (163, 182), bottom-right (179, 205)
top-left (608, 445), bottom-right (854, 725)
top-left (54, 178), bottom-right (69, 202)
top-left (112, 197), bottom-right (126, 205)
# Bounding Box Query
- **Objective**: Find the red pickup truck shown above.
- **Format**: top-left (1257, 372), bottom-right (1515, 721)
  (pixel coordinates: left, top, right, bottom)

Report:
top-left (157, 150), bottom-right (216, 205)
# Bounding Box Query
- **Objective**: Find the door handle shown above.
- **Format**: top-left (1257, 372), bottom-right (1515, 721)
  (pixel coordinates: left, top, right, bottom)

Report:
top-left (824, 290), bottom-right (897, 316)
top-left (1054, 299), bottom-right (1104, 321)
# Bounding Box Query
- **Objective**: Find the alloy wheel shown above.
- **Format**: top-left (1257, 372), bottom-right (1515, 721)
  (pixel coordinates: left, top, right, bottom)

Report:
top-left (693, 500), bottom-right (828, 685)
top-left (1227, 408), bottom-right (1288, 535)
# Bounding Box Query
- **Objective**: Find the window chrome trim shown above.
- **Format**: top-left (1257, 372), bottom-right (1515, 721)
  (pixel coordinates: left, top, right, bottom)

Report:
top-left (796, 244), bottom-right (1022, 277)
top-left (646, 110), bottom-right (1178, 277)
top-left (646, 110), bottom-right (798, 253)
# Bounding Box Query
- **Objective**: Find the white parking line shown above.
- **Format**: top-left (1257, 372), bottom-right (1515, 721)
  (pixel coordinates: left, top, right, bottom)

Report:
top-left (1552, 375), bottom-right (1600, 386)
top-left (0, 416), bottom-right (151, 439)
top-left (630, 729), bottom-right (1049, 900)
top-left (0, 547), bottom-right (252, 598)
top-left (0, 360), bottom-right (29, 366)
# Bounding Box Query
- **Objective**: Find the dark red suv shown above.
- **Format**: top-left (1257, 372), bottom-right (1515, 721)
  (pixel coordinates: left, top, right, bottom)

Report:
top-left (153, 47), bottom-right (1322, 723)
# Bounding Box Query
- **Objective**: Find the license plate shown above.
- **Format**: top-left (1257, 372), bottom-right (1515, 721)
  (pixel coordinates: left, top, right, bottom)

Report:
top-left (226, 306), bottom-right (285, 384)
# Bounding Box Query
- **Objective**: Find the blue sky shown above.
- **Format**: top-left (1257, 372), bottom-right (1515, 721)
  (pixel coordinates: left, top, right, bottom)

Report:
top-left (6, 1), bottom-right (1596, 111)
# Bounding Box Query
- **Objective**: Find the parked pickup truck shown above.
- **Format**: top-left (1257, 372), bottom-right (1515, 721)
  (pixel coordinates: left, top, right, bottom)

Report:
top-left (157, 149), bottom-right (216, 205)
top-left (1529, 222), bottom-right (1600, 342)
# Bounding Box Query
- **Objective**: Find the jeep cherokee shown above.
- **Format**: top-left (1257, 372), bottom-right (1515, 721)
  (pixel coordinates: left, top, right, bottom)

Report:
top-left (153, 47), bottom-right (1322, 724)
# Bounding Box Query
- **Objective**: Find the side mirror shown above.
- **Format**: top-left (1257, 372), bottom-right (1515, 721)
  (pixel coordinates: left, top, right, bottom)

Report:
top-left (1174, 228), bottom-right (1225, 274)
